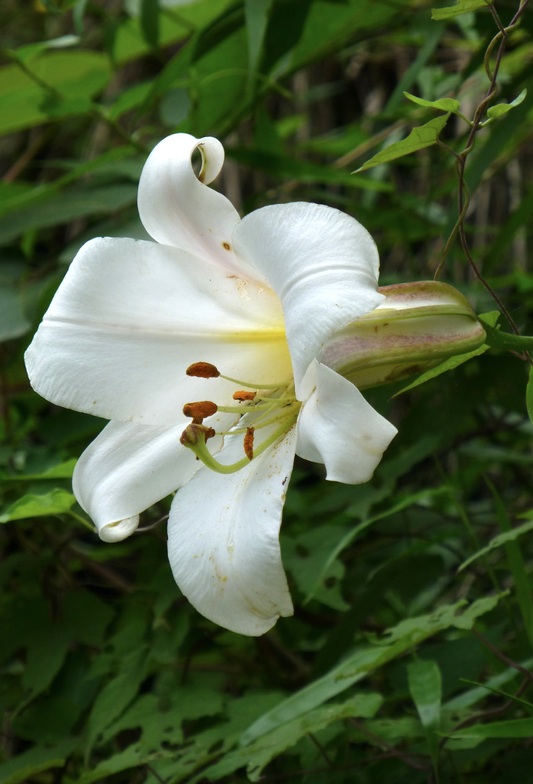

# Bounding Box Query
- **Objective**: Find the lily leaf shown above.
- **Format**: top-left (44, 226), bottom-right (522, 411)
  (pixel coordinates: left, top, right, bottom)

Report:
top-left (458, 517), bottom-right (533, 572)
top-left (487, 89), bottom-right (527, 120)
top-left (431, 0), bottom-right (491, 21)
top-left (404, 91), bottom-right (460, 113)
top-left (354, 113), bottom-right (450, 172)
top-left (0, 489), bottom-right (76, 522)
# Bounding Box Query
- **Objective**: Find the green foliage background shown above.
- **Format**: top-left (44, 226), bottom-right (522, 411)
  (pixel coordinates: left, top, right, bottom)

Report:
top-left (1, 0), bottom-right (533, 781)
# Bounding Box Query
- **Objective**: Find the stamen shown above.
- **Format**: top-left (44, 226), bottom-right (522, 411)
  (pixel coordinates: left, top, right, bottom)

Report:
top-left (183, 401), bottom-right (218, 418)
top-left (244, 427), bottom-right (254, 460)
top-left (233, 391), bottom-right (256, 402)
top-left (180, 415), bottom-right (298, 474)
top-left (186, 362), bottom-right (220, 378)
top-left (219, 373), bottom-right (290, 390)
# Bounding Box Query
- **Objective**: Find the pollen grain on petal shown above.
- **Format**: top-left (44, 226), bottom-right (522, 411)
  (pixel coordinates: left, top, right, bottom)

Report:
top-left (233, 391), bottom-right (256, 402)
top-left (244, 427), bottom-right (255, 460)
top-left (222, 241), bottom-right (231, 251)
top-left (186, 362), bottom-right (220, 378)
top-left (183, 401), bottom-right (218, 418)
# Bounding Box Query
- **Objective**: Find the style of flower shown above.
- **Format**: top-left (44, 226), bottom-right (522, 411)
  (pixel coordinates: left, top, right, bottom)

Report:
top-left (25, 133), bottom-right (398, 636)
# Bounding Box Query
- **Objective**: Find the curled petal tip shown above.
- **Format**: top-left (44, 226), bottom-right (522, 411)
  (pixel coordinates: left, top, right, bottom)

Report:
top-left (98, 515), bottom-right (140, 543)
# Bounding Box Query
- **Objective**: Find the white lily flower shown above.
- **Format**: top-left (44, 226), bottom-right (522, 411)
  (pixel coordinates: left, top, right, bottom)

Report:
top-left (24, 133), bottom-right (397, 636)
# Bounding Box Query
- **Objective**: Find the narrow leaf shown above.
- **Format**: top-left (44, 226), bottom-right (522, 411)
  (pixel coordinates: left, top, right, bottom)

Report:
top-left (486, 477), bottom-right (533, 650)
top-left (354, 114), bottom-right (450, 172)
top-left (394, 311), bottom-right (499, 396)
top-left (458, 517), bottom-right (533, 572)
top-left (527, 363), bottom-right (533, 426)
top-left (432, 0), bottom-right (491, 21)
top-left (140, 0), bottom-right (160, 49)
top-left (449, 717), bottom-right (533, 739)
top-left (404, 91), bottom-right (460, 113)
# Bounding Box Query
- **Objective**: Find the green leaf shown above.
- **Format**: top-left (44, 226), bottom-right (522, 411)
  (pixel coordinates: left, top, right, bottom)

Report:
top-left (245, 0), bottom-right (274, 76)
top-left (527, 363), bottom-right (533, 426)
top-left (449, 717), bottom-right (533, 739)
top-left (0, 51), bottom-right (110, 136)
top-left (394, 344), bottom-right (489, 396)
top-left (407, 660), bottom-right (441, 770)
top-left (140, 0), bottom-right (160, 49)
top-left (0, 458), bottom-right (77, 482)
top-left (86, 647), bottom-right (148, 753)
top-left (0, 489), bottom-right (76, 522)
top-left (487, 89), bottom-right (527, 119)
top-left (354, 114), bottom-right (450, 173)
top-left (459, 517), bottom-right (533, 572)
top-left (486, 478), bottom-right (533, 650)
top-left (0, 741), bottom-right (78, 784)
top-left (431, 0), bottom-right (491, 21)
top-left (404, 91), bottom-right (460, 113)
top-left (394, 311), bottom-right (499, 396)
top-left (218, 694), bottom-right (383, 782)
top-left (303, 488), bottom-right (448, 605)
top-left (240, 595), bottom-right (501, 746)
top-left (0, 286), bottom-right (30, 341)
top-left (228, 148), bottom-right (392, 191)
top-left (408, 660), bottom-right (442, 733)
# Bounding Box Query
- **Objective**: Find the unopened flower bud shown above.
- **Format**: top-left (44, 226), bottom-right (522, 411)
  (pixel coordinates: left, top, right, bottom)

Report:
top-left (320, 281), bottom-right (486, 389)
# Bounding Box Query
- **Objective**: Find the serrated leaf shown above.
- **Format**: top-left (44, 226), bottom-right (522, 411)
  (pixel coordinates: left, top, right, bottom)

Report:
top-left (354, 114), bottom-right (450, 173)
top-left (211, 694), bottom-right (382, 782)
top-left (0, 489), bottom-right (76, 522)
top-left (432, 0), bottom-right (491, 21)
top-left (404, 91), bottom-right (460, 113)
top-left (240, 595), bottom-right (501, 745)
top-left (487, 89), bottom-right (527, 119)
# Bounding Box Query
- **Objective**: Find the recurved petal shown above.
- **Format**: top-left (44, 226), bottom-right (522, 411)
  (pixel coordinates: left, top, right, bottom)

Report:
top-left (232, 202), bottom-right (385, 394)
top-left (25, 237), bottom-right (290, 425)
top-left (296, 361), bottom-right (397, 484)
top-left (167, 422), bottom-right (297, 636)
top-left (73, 417), bottom-right (231, 542)
top-left (137, 133), bottom-right (257, 278)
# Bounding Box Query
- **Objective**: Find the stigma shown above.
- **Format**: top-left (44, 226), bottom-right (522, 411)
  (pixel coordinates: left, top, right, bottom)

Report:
top-left (180, 363), bottom-right (300, 473)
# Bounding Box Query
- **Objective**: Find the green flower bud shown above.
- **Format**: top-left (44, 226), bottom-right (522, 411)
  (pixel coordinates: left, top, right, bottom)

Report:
top-left (321, 281), bottom-right (486, 389)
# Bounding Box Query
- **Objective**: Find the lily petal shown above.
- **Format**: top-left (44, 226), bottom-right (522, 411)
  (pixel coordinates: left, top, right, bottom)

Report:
top-left (25, 237), bottom-right (291, 425)
top-left (73, 420), bottom-right (197, 542)
top-left (167, 423), bottom-right (297, 635)
top-left (138, 133), bottom-right (257, 278)
top-left (232, 202), bottom-right (385, 394)
top-left (297, 361), bottom-right (397, 484)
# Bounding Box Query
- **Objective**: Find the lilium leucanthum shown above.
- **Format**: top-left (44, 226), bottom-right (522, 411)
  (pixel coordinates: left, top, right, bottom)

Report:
top-left (25, 132), bottom-right (399, 635)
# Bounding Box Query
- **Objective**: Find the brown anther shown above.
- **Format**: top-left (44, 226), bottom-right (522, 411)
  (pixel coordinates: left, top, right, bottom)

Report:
top-left (233, 391), bottom-right (256, 402)
top-left (183, 401), bottom-right (218, 419)
top-left (186, 362), bottom-right (220, 378)
top-left (204, 427), bottom-right (216, 442)
top-left (243, 427), bottom-right (255, 460)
